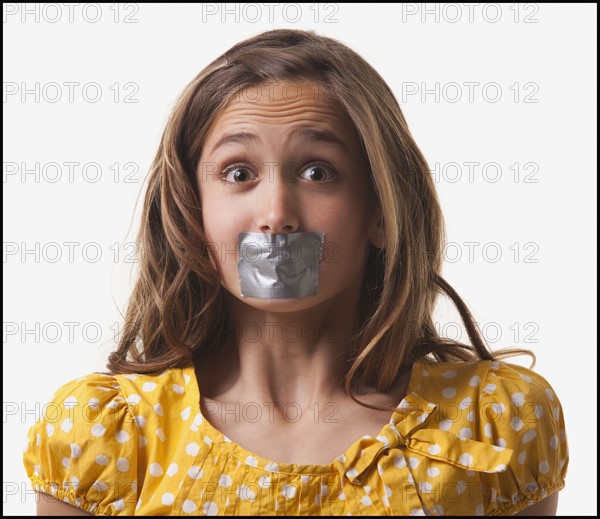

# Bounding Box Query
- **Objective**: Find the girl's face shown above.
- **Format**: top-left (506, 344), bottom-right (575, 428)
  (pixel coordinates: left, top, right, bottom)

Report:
top-left (197, 80), bottom-right (383, 312)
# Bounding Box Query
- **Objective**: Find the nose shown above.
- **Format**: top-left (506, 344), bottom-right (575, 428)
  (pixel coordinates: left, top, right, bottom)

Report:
top-left (256, 167), bottom-right (299, 234)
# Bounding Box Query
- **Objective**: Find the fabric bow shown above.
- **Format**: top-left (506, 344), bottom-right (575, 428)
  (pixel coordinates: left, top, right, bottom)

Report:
top-left (334, 392), bottom-right (514, 487)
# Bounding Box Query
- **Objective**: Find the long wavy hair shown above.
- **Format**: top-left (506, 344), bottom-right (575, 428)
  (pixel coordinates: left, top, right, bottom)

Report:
top-left (107, 28), bottom-right (534, 412)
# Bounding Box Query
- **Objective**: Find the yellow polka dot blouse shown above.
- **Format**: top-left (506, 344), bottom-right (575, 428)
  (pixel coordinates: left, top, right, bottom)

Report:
top-left (23, 359), bottom-right (569, 515)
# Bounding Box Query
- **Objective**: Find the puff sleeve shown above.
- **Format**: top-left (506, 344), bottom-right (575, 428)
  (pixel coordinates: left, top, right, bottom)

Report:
top-left (22, 373), bottom-right (139, 515)
top-left (478, 360), bottom-right (569, 515)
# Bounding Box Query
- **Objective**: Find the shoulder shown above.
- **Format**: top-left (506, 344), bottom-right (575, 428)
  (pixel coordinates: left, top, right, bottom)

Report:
top-left (22, 365), bottom-right (197, 515)
top-left (479, 360), bottom-right (570, 514)
top-left (411, 358), bottom-right (569, 514)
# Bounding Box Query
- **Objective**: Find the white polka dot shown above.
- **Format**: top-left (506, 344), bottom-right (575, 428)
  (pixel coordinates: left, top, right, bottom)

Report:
top-left (419, 481), bottom-right (433, 493)
top-left (117, 458), bottom-right (129, 472)
top-left (458, 427), bottom-right (472, 440)
top-left (469, 375), bottom-right (481, 387)
top-left (181, 406), bottom-right (191, 420)
top-left (116, 430), bottom-right (130, 443)
top-left (439, 419), bottom-right (453, 431)
top-left (497, 437), bottom-right (507, 448)
top-left (70, 443), bottom-right (81, 459)
top-left (491, 402), bottom-right (505, 414)
top-left (237, 484), bottom-right (256, 502)
top-left (258, 475), bottom-right (271, 488)
top-left (218, 474), bottom-right (232, 487)
top-left (428, 444), bottom-right (441, 455)
top-left (408, 457), bottom-right (419, 469)
top-left (459, 397), bottom-right (472, 410)
top-left (483, 383), bottom-right (496, 395)
top-left (431, 505), bottom-right (444, 515)
top-left (60, 419), bottom-right (73, 433)
top-left (138, 435), bottom-right (147, 448)
top-left (442, 370), bottom-right (457, 378)
top-left (173, 384), bottom-right (184, 394)
top-left (265, 461), bottom-right (279, 472)
top-left (560, 428), bottom-right (567, 442)
top-left (456, 480), bottom-right (467, 494)
top-left (156, 428), bottom-right (166, 442)
top-left (88, 398), bottom-right (100, 410)
top-left (545, 388), bottom-right (554, 401)
top-left (394, 455), bottom-right (406, 468)
top-left (112, 498), bottom-right (125, 511)
top-left (96, 454), bottom-right (109, 465)
top-left (204, 436), bottom-right (213, 445)
top-left (427, 467), bottom-right (440, 477)
top-left (282, 484), bottom-right (297, 499)
top-left (459, 453), bottom-right (473, 467)
top-left (344, 467), bottom-right (360, 484)
top-left (203, 501), bottom-right (219, 515)
top-left (490, 360), bottom-right (500, 370)
top-left (142, 382), bottom-right (157, 392)
top-left (518, 451), bottom-right (527, 464)
top-left (186, 442), bottom-right (199, 456)
top-left (134, 415), bottom-right (146, 428)
top-left (465, 469), bottom-right (475, 477)
top-left (539, 460), bottom-right (550, 473)
top-left (184, 500), bottom-right (199, 514)
top-left (525, 482), bottom-right (538, 493)
top-left (467, 410), bottom-right (475, 422)
top-left (166, 463), bottom-right (178, 476)
top-left (510, 417), bottom-right (524, 431)
top-left (93, 481), bottom-right (109, 492)
top-left (483, 423), bottom-right (493, 438)
top-left (511, 393), bottom-right (525, 407)
top-left (187, 466), bottom-right (203, 480)
top-left (190, 413), bottom-right (203, 431)
top-left (442, 387), bottom-right (456, 398)
top-left (245, 456), bottom-right (258, 468)
top-left (475, 503), bottom-right (484, 515)
top-left (91, 424), bottom-right (105, 437)
top-left (149, 462), bottom-right (163, 476)
top-left (519, 373), bottom-right (532, 383)
top-left (550, 435), bottom-right (559, 449)
top-left (553, 407), bottom-right (560, 421)
top-left (494, 464), bottom-right (507, 472)
top-left (153, 403), bottom-right (163, 416)
top-left (63, 395), bottom-right (78, 409)
top-left (409, 507), bottom-right (425, 515)
top-left (360, 495), bottom-right (373, 506)
top-left (161, 493), bottom-right (175, 506)
top-left (126, 394), bottom-right (142, 405)
top-left (136, 499), bottom-right (142, 511)
top-left (522, 429), bottom-right (537, 443)
top-left (534, 404), bottom-right (544, 419)
top-left (422, 369), bottom-right (429, 377)
top-left (61, 457), bottom-right (70, 468)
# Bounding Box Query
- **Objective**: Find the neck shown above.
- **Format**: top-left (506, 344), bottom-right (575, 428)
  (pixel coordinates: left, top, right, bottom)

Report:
top-left (196, 280), bottom-right (371, 408)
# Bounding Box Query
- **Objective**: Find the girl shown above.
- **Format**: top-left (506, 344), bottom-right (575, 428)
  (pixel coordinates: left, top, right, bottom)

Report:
top-left (23, 29), bottom-right (568, 516)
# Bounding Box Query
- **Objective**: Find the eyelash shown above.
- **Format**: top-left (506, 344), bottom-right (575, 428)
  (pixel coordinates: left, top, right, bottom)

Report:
top-left (218, 161), bottom-right (338, 185)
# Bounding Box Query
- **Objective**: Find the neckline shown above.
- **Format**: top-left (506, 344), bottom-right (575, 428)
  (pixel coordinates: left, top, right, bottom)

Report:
top-left (184, 359), bottom-right (425, 476)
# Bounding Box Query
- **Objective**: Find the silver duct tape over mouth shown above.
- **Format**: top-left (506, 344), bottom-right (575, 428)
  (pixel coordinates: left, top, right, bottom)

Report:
top-left (236, 231), bottom-right (325, 299)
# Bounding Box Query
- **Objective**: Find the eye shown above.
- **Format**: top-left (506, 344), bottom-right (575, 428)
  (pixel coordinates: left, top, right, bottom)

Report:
top-left (299, 162), bottom-right (337, 182)
top-left (220, 163), bottom-right (258, 184)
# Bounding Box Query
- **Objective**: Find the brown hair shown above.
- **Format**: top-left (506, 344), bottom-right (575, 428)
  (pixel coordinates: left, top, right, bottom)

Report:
top-left (107, 28), bottom-right (534, 412)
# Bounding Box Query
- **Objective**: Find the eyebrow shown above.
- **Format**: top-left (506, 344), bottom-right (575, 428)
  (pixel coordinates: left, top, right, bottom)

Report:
top-left (209, 127), bottom-right (350, 155)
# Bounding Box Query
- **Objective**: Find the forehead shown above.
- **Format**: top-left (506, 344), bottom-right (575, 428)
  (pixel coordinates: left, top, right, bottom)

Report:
top-left (206, 80), bottom-right (356, 137)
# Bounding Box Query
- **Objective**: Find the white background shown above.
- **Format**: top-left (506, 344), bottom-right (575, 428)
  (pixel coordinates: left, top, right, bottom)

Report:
top-left (3, 3), bottom-right (596, 515)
